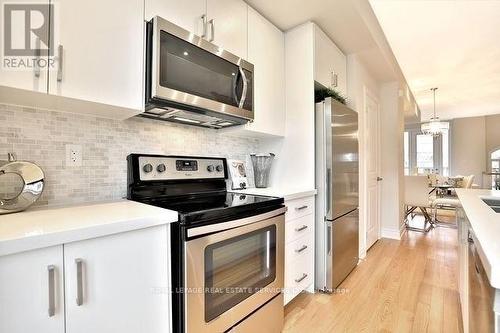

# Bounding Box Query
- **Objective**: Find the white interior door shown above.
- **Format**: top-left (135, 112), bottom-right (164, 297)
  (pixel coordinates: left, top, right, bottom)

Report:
top-left (364, 88), bottom-right (381, 249)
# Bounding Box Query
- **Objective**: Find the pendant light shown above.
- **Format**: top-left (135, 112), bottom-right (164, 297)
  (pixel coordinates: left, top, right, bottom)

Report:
top-left (421, 87), bottom-right (449, 136)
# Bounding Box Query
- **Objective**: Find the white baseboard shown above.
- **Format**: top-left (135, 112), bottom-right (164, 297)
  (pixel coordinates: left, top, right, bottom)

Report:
top-left (381, 227), bottom-right (402, 240)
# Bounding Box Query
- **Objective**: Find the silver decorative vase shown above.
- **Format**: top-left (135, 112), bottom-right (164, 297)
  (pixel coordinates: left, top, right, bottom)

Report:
top-left (250, 153), bottom-right (275, 188)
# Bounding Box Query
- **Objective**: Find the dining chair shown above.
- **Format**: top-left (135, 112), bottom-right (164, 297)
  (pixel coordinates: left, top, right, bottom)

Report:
top-left (432, 175), bottom-right (473, 228)
top-left (404, 175), bottom-right (434, 232)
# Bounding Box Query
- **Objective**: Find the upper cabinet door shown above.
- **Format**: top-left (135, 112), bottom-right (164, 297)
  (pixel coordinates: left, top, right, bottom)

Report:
top-left (145, 0), bottom-right (206, 36)
top-left (48, 0), bottom-right (144, 110)
top-left (206, 0), bottom-right (248, 58)
top-left (0, 246), bottom-right (64, 333)
top-left (0, 0), bottom-right (49, 93)
top-left (314, 25), bottom-right (347, 96)
top-left (246, 7), bottom-right (285, 137)
top-left (64, 226), bottom-right (170, 333)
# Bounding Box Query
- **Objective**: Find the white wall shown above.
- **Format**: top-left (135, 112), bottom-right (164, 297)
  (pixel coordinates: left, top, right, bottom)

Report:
top-left (263, 23), bottom-right (315, 191)
top-left (451, 116), bottom-right (486, 187)
top-left (379, 82), bottom-right (405, 239)
top-left (346, 54), bottom-right (381, 257)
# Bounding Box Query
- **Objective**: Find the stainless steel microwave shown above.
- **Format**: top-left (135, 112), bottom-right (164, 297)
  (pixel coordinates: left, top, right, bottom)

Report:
top-left (143, 16), bottom-right (254, 129)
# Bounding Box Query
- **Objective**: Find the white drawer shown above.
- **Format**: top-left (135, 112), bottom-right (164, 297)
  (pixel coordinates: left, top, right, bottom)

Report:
top-left (285, 196), bottom-right (314, 221)
top-left (284, 250), bottom-right (314, 304)
top-left (285, 231), bottom-right (314, 263)
top-left (285, 214), bottom-right (314, 243)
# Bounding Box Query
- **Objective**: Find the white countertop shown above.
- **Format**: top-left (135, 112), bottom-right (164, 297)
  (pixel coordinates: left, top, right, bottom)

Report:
top-left (231, 187), bottom-right (317, 201)
top-left (0, 200), bottom-right (178, 257)
top-left (456, 189), bottom-right (500, 288)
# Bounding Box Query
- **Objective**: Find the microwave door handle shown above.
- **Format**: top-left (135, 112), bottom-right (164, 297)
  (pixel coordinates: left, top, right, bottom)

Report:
top-left (233, 70), bottom-right (241, 105)
top-left (238, 66), bottom-right (248, 108)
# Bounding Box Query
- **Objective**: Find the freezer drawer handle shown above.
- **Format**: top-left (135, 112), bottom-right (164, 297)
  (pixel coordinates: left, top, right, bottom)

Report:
top-left (294, 273), bottom-right (308, 283)
top-left (295, 225), bottom-right (308, 232)
top-left (295, 245), bottom-right (308, 253)
top-left (295, 205), bottom-right (308, 211)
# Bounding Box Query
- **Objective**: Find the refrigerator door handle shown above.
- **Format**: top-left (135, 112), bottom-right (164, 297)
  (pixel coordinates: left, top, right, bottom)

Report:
top-left (326, 168), bottom-right (332, 219)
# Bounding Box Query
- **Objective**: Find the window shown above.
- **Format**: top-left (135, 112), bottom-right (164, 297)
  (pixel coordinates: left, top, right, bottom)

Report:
top-left (404, 123), bottom-right (450, 176)
top-left (416, 134), bottom-right (434, 174)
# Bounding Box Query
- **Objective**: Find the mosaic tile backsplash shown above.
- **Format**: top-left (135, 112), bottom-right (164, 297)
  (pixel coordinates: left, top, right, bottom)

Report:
top-left (0, 104), bottom-right (261, 207)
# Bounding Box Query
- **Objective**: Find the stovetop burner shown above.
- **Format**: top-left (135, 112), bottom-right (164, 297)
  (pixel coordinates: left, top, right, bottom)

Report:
top-left (126, 154), bottom-right (284, 226)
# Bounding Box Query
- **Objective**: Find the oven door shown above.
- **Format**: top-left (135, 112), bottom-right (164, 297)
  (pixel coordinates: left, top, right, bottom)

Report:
top-left (150, 16), bottom-right (254, 121)
top-left (185, 210), bottom-right (284, 333)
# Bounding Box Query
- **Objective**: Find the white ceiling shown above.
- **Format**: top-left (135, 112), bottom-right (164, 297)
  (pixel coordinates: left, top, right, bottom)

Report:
top-left (370, 0), bottom-right (500, 121)
top-left (244, 0), bottom-right (399, 82)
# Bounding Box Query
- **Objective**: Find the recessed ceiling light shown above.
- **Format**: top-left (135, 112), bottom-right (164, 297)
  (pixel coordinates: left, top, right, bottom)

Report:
top-left (183, 51), bottom-right (189, 56)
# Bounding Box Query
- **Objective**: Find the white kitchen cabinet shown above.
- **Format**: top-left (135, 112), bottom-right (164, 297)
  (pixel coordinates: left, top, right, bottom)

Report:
top-left (284, 195), bottom-right (315, 305)
top-left (64, 225), bottom-right (170, 333)
top-left (145, 0), bottom-right (206, 35)
top-left (0, 0), bottom-right (49, 93)
top-left (206, 0), bottom-right (248, 58)
top-left (314, 24), bottom-right (347, 96)
top-left (0, 246), bottom-right (64, 333)
top-left (243, 6), bottom-right (285, 137)
top-left (49, 0), bottom-right (144, 110)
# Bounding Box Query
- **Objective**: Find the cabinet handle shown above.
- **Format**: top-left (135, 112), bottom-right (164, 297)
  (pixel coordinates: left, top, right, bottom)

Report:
top-left (295, 245), bottom-right (308, 253)
top-left (295, 225), bottom-right (308, 232)
top-left (200, 14), bottom-right (207, 38)
top-left (295, 205), bottom-right (308, 211)
top-left (34, 37), bottom-right (41, 78)
top-left (294, 273), bottom-right (308, 283)
top-left (47, 265), bottom-right (56, 317)
top-left (327, 221), bottom-right (332, 256)
top-left (57, 45), bottom-right (63, 82)
top-left (208, 19), bottom-right (215, 42)
top-left (75, 258), bottom-right (84, 306)
top-left (331, 71), bottom-right (338, 88)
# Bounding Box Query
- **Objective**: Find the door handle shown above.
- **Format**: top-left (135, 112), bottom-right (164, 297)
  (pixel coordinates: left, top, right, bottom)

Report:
top-left (295, 245), bottom-right (308, 253)
top-left (47, 265), bottom-right (56, 317)
top-left (208, 19), bottom-right (215, 42)
top-left (75, 258), bottom-right (84, 306)
top-left (377, 177), bottom-right (383, 181)
top-left (294, 273), bottom-right (308, 283)
top-left (200, 14), bottom-right (207, 38)
top-left (56, 45), bottom-right (63, 82)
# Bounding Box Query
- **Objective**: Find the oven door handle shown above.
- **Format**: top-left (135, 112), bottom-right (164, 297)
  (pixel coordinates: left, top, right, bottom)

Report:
top-left (187, 206), bottom-right (287, 238)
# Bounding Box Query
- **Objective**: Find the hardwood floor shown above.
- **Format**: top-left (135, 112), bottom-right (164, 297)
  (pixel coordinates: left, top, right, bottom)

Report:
top-left (283, 216), bottom-right (462, 333)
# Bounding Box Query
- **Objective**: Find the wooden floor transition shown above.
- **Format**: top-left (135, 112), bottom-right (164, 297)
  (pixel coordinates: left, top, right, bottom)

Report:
top-left (283, 215), bottom-right (462, 333)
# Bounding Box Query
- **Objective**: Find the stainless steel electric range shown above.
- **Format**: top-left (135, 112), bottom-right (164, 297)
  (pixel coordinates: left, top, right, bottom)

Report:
top-left (127, 154), bottom-right (285, 333)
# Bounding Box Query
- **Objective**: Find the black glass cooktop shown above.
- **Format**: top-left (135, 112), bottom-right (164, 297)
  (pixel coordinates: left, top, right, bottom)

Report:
top-left (140, 191), bottom-right (284, 226)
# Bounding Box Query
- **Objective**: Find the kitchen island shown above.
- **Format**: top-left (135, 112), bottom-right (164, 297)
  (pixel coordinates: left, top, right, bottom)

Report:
top-left (456, 189), bottom-right (500, 333)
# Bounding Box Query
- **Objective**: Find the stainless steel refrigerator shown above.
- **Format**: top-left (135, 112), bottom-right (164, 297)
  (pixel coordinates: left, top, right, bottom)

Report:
top-left (315, 97), bottom-right (359, 292)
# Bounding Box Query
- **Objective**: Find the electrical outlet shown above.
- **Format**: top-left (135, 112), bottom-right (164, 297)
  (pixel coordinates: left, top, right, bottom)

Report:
top-left (65, 144), bottom-right (82, 167)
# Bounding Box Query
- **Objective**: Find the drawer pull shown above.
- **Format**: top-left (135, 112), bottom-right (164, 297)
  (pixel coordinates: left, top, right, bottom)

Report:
top-left (295, 273), bottom-right (308, 283)
top-left (295, 225), bottom-right (308, 232)
top-left (295, 245), bottom-right (308, 253)
top-left (295, 205), bottom-right (308, 211)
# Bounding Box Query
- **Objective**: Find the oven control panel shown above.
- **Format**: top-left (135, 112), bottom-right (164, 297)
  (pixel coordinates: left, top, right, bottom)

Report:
top-left (138, 156), bottom-right (225, 181)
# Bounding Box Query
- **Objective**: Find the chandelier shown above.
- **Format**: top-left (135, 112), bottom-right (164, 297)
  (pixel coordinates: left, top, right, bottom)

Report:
top-left (421, 87), bottom-right (449, 136)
